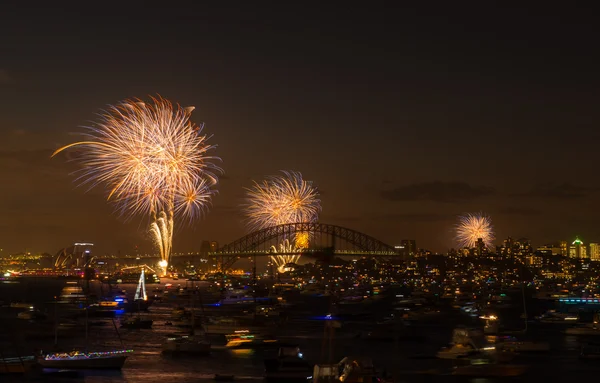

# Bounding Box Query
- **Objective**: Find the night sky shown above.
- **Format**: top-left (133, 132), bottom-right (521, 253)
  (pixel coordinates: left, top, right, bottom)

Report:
top-left (1, 3), bottom-right (599, 255)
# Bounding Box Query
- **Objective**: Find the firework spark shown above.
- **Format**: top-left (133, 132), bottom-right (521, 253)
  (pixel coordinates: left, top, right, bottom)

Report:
top-left (270, 239), bottom-right (301, 273)
top-left (455, 212), bottom-right (495, 249)
top-left (244, 170), bottom-right (321, 231)
top-left (52, 96), bottom-right (220, 272)
top-left (244, 170), bottom-right (320, 250)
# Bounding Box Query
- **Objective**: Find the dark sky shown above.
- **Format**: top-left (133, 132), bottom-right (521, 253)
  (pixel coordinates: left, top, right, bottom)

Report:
top-left (1, 2), bottom-right (599, 255)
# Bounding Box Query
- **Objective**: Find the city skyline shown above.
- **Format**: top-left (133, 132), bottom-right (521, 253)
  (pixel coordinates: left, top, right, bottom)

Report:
top-left (2, 4), bottom-right (600, 254)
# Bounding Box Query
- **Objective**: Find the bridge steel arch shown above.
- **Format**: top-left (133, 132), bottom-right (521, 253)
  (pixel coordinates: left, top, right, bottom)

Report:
top-left (209, 222), bottom-right (398, 271)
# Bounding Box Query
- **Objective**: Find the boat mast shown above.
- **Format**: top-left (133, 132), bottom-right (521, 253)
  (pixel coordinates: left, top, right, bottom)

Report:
top-left (84, 306), bottom-right (89, 353)
top-left (190, 280), bottom-right (195, 335)
top-left (134, 268), bottom-right (147, 301)
top-left (521, 262), bottom-right (528, 333)
top-left (54, 296), bottom-right (58, 349)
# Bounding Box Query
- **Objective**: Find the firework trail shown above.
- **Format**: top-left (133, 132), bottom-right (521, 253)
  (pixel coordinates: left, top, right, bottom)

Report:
top-left (270, 239), bottom-right (301, 273)
top-left (52, 96), bottom-right (221, 272)
top-left (455, 212), bottom-right (495, 249)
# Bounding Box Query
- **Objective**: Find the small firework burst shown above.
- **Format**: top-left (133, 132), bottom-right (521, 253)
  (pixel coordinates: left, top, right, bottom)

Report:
top-left (455, 212), bottom-right (495, 249)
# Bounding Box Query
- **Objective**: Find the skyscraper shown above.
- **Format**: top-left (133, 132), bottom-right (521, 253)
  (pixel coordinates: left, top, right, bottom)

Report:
top-left (590, 243), bottom-right (600, 262)
top-left (569, 238), bottom-right (588, 259)
top-left (476, 238), bottom-right (484, 257)
top-left (398, 239), bottom-right (416, 259)
top-left (559, 241), bottom-right (568, 256)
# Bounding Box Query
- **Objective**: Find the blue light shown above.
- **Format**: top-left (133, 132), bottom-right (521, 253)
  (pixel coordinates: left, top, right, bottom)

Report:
top-left (115, 309), bottom-right (125, 315)
top-left (115, 298), bottom-right (124, 302)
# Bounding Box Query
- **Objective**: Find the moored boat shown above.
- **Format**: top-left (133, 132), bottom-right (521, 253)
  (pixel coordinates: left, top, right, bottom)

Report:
top-left (0, 355), bottom-right (36, 374)
top-left (436, 343), bottom-right (477, 359)
top-left (495, 336), bottom-right (550, 352)
top-left (565, 324), bottom-right (600, 335)
top-left (225, 330), bottom-right (279, 349)
top-left (162, 334), bottom-right (211, 355)
top-left (451, 352), bottom-right (527, 377)
top-left (580, 341), bottom-right (600, 359)
top-left (264, 346), bottom-right (312, 383)
top-left (38, 350), bottom-right (132, 370)
top-left (452, 362), bottom-right (528, 377)
top-left (121, 317), bottom-right (153, 329)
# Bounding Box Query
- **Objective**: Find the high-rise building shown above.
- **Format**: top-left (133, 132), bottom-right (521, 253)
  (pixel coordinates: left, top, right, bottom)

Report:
top-left (537, 244), bottom-right (561, 256)
top-left (526, 254), bottom-right (543, 268)
top-left (514, 238), bottom-right (532, 255)
top-left (200, 241), bottom-right (211, 254)
top-left (200, 240), bottom-right (220, 271)
top-left (500, 237), bottom-right (514, 258)
top-left (476, 238), bottom-right (484, 257)
top-left (399, 239), bottom-right (416, 259)
top-left (590, 243), bottom-right (600, 262)
top-left (569, 238), bottom-right (588, 259)
top-left (560, 241), bottom-right (568, 256)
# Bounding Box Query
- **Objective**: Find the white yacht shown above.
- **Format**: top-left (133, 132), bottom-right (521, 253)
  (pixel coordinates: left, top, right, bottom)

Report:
top-left (436, 328), bottom-right (489, 359)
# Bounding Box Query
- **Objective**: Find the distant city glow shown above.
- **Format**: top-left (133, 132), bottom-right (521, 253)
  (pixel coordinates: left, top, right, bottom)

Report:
top-left (52, 96), bottom-right (221, 271)
top-left (455, 212), bottom-right (495, 249)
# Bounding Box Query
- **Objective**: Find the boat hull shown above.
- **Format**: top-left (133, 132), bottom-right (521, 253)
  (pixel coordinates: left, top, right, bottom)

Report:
top-left (38, 355), bottom-right (128, 370)
top-left (0, 361), bottom-right (36, 374)
top-left (162, 341), bottom-right (210, 355)
top-left (121, 320), bottom-right (153, 329)
top-left (499, 342), bottom-right (550, 352)
top-left (453, 364), bottom-right (527, 377)
top-left (566, 328), bottom-right (600, 335)
top-left (436, 350), bottom-right (473, 359)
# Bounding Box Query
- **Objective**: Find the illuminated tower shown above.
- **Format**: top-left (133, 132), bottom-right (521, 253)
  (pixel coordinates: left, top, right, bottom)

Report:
top-left (570, 237), bottom-right (587, 259)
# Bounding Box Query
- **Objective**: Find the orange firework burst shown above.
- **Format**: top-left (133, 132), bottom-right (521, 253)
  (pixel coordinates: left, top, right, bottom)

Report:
top-left (52, 96), bottom-right (221, 269)
top-left (455, 212), bottom-right (495, 249)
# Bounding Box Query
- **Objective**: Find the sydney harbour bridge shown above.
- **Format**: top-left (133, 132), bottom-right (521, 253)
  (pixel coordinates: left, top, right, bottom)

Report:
top-left (207, 222), bottom-right (400, 271)
top-left (53, 223), bottom-right (400, 272)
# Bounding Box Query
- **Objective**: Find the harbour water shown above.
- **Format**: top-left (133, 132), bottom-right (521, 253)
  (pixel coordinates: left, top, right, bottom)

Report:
top-left (2, 277), bottom-right (600, 382)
